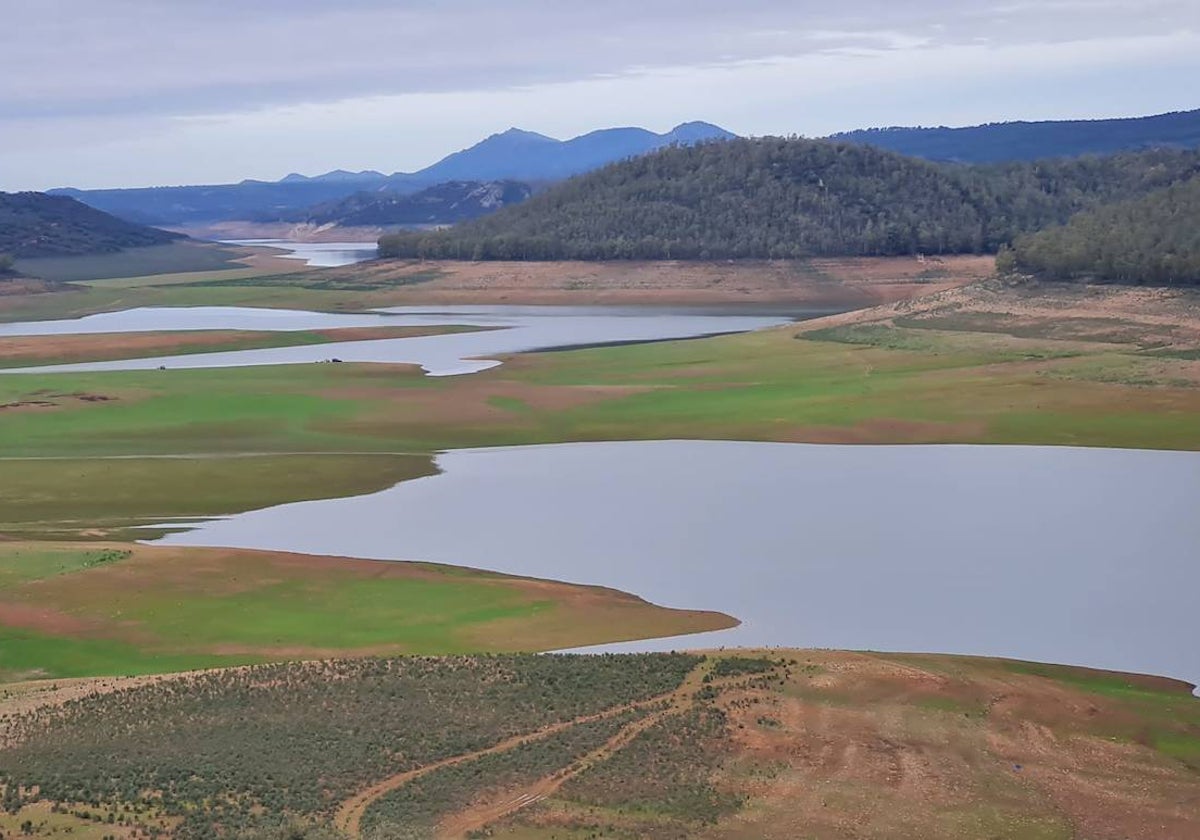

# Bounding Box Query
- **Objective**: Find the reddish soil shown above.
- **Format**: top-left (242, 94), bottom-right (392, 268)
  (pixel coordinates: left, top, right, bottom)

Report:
top-left (313, 255), bottom-right (995, 307)
top-left (0, 325), bottom-right (479, 367)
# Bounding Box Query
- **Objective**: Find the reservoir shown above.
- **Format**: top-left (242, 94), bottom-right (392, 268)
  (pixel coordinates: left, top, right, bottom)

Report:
top-left (0, 305), bottom-right (801, 376)
top-left (223, 239), bottom-right (379, 267)
top-left (157, 440), bottom-right (1200, 688)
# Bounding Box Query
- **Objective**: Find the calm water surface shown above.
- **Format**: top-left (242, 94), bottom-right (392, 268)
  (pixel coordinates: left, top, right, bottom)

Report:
top-left (0, 305), bottom-right (800, 376)
top-left (224, 239), bottom-right (378, 267)
top-left (157, 441), bottom-right (1200, 687)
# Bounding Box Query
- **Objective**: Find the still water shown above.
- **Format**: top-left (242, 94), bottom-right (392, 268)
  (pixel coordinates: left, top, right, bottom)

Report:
top-left (157, 440), bottom-right (1200, 687)
top-left (0, 305), bottom-right (800, 376)
top-left (224, 239), bottom-right (378, 267)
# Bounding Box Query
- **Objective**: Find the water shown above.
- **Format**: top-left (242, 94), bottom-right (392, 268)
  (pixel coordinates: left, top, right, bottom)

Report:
top-left (224, 239), bottom-right (378, 267)
top-left (0, 305), bottom-right (799, 377)
top-left (157, 440), bottom-right (1200, 688)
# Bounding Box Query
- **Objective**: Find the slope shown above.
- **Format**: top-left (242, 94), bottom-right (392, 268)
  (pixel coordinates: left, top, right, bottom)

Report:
top-left (0, 192), bottom-right (181, 258)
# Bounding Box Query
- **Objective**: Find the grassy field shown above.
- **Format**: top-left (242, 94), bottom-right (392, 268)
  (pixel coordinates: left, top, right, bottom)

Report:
top-left (0, 453), bottom-right (435, 539)
top-left (0, 543), bottom-right (731, 681)
top-left (3, 285), bottom-right (1198, 469)
top-left (1, 650), bottom-right (1196, 840)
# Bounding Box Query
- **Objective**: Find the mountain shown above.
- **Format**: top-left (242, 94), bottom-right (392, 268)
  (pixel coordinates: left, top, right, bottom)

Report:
top-left (377, 139), bottom-right (1200, 261)
top-left (47, 179), bottom-right (412, 228)
top-left (49, 122), bottom-right (736, 226)
top-left (279, 169), bottom-right (387, 184)
top-left (1001, 175), bottom-right (1200, 286)
top-left (0, 191), bottom-right (182, 258)
top-left (302, 181), bottom-right (533, 227)
top-left (831, 108), bottom-right (1200, 163)
top-left (413, 122), bottom-right (736, 182)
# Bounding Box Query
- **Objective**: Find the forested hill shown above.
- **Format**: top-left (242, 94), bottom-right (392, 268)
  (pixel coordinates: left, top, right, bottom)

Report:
top-left (832, 109), bottom-right (1200, 163)
top-left (0, 191), bottom-right (182, 258)
top-left (1001, 176), bottom-right (1200, 286)
top-left (378, 138), bottom-right (1200, 261)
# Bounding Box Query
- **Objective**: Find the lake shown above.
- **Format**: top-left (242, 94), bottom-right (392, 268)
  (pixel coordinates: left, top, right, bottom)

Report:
top-left (224, 239), bottom-right (379, 267)
top-left (157, 440), bottom-right (1200, 688)
top-left (0, 305), bottom-right (801, 376)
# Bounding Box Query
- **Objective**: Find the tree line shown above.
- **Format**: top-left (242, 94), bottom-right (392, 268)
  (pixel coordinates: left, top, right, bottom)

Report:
top-left (999, 176), bottom-right (1200, 285)
top-left (378, 138), bottom-right (1200, 263)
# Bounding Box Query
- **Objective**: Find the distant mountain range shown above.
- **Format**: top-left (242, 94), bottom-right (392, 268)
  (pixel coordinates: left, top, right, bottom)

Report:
top-left (301, 181), bottom-right (534, 227)
top-left (831, 108), bottom-right (1200, 163)
top-left (50, 122), bottom-right (735, 227)
top-left (0, 191), bottom-right (181, 258)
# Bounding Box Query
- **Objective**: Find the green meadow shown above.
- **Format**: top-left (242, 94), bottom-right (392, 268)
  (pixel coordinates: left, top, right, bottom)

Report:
top-left (0, 543), bottom-right (732, 680)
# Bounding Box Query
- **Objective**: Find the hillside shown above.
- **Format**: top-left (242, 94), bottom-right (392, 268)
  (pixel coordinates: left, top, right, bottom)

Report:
top-left (0, 191), bottom-right (181, 258)
top-left (301, 180), bottom-right (533, 227)
top-left (378, 138), bottom-right (1200, 261)
top-left (51, 122), bottom-right (735, 226)
top-left (1002, 176), bottom-right (1200, 285)
top-left (832, 108), bottom-right (1200, 162)
top-left (3, 650), bottom-right (1197, 840)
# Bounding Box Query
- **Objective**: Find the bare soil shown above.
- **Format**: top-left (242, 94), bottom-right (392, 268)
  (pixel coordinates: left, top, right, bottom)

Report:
top-left (0, 325), bottom-right (478, 367)
top-left (800, 278), bottom-right (1200, 350)
top-left (314, 255), bottom-right (994, 307)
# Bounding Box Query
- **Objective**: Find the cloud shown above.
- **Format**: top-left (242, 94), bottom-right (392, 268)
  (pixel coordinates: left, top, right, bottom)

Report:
top-left (3, 0), bottom-right (1195, 118)
top-left (1, 0), bottom-right (1197, 189)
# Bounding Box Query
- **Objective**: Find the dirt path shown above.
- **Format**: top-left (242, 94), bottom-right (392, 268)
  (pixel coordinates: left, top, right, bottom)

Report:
top-left (328, 662), bottom-right (700, 840)
top-left (433, 663), bottom-right (759, 838)
top-left (333, 660), bottom-right (722, 838)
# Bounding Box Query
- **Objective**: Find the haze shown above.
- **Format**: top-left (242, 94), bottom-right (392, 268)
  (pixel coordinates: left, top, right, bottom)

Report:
top-left (3, 0), bottom-right (1199, 190)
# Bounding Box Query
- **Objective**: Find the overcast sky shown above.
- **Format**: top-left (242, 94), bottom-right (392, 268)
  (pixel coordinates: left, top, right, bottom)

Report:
top-left (3, 0), bottom-right (1198, 190)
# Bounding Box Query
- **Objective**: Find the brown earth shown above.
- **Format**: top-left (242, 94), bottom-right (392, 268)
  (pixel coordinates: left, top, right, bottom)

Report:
top-left (309, 255), bottom-right (995, 307)
top-left (172, 221), bottom-right (388, 243)
top-left (799, 277), bottom-right (1200, 351)
top-left (485, 651), bottom-right (1200, 840)
top-left (0, 324), bottom-right (482, 367)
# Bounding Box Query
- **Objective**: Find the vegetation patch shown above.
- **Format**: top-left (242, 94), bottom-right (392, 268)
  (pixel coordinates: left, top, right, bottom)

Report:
top-left (361, 711), bottom-right (644, 840)
top-left (0, 654), bottom-right (699, 840)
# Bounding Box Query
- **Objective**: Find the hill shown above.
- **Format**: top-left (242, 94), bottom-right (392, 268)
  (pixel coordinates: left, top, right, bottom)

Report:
top-left (2, 650), bottom-right (1197, 840)
top-left (832, 108), bottom-right (1200, 163)
top-left (300, 180), bottom-right (533, 227)
top-left (378, 138), bottom-right (1200, 261)
top-left (48, 178), bottom-right (404, 228)
top-left (0, 191), bottom-right (181, 259)
top-left (51, 122), bottom-right (735, 226)
top-left (1002, 175), bottom-right (1200, 285)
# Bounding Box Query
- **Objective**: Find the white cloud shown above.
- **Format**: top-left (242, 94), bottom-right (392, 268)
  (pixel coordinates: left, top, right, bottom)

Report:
top-left (1, 1), bottom-right (1197, 189)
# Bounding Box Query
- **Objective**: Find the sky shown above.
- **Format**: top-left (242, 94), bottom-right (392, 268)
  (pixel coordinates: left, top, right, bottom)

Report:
top-left (3, 0), bottom-right (1199, 191)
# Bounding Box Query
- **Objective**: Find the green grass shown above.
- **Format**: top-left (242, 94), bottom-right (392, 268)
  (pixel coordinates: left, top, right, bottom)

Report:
top-left (0, 542), bottom-right (729, 680)
top-left (113, 574), bottom-right (551, 652)
top-left (0, 627), bottom-right (241, 679)
top-left (0, 453), bottom-right (435, 538)
top-left (0, 545), bottom-right (128, 586)
top-left (2, 319), bottom-right (1198, 537)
